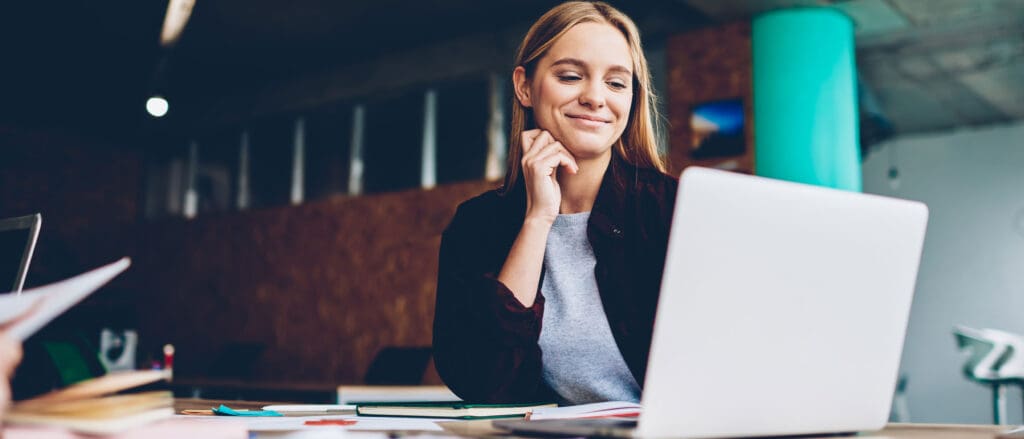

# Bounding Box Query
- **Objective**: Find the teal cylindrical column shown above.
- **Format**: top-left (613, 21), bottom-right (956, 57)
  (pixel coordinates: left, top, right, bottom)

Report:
top-left (753, 8), bottom-right (861, 191)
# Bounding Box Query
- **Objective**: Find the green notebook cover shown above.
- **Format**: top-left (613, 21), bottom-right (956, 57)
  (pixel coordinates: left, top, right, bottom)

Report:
top-left (354, 401), bottom-right (557, 419)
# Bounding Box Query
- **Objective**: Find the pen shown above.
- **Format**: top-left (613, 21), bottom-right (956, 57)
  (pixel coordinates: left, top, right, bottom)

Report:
top-left (261, 404), bottom-right (357, 417)
top-left (163, 344), bottom-right (175, 377)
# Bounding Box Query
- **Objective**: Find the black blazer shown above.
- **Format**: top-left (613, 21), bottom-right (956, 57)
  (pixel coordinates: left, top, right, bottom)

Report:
top-left (432, 155), bottom-right (678, 403)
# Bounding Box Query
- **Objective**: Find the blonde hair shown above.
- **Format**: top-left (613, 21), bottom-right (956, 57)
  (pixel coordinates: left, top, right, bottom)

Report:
top-left (503, 1), bottom-right (666, 191)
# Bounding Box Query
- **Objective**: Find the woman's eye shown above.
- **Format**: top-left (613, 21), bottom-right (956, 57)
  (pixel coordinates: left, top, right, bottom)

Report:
top-left (558, 74), bottom-right (582, 82)
top-left (608, 81), bottom-right (628, 90)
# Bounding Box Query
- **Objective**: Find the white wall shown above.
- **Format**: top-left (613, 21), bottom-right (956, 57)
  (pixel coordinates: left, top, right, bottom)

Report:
top-left (862, 121), bottom-right (1024, 424)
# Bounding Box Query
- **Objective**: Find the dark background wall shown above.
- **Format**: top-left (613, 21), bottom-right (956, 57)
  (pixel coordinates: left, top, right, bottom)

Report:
top-left (0, 123), bottom-right (494, 387)
top-left (0, 126), bottom-right (142, 284)
top-left (131, 176), bottom-right (492, 384)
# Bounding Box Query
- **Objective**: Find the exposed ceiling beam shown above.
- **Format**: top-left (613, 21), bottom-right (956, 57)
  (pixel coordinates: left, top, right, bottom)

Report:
top-left (855, 13), bottom-right (1024, 52)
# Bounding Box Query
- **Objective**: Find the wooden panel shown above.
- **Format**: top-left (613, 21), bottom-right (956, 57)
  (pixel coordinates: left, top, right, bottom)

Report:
top-left (666, 22), bottom-right (754, 175)
top-left (0, 127), bottom-right (142, 284)
top-left (132, 179), bottom-right (495, 385)
top-left (0, 124), bottom-right (499, 387)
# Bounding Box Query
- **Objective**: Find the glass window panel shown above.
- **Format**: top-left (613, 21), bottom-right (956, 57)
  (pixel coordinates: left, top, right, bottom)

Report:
top-left (195, 128), bottom-right (239, 214)
top-left (362, 91), bottom-right (423, 194)
top-left (142, 138), bottom-right (189, 219)
top-left (305, 105), bottom-right (353, 200)
top-left (249, 116), bottom-right (294, 208)
top-left (436, 78), bottom-right (489, 185)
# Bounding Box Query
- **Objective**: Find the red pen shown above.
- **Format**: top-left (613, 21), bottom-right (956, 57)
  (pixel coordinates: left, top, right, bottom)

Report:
top-left (304, 419), bottom-right (358, 426)
top-left (163, 344), bottom-right (175, 375)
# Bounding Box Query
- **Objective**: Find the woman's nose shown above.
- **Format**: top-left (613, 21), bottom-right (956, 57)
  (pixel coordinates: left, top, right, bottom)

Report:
top-left (578, 81), bottom-right (606, 108)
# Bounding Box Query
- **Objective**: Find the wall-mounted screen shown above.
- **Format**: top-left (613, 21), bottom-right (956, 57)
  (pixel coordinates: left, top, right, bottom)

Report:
top-left (690, 98), bottom-right (745, 160)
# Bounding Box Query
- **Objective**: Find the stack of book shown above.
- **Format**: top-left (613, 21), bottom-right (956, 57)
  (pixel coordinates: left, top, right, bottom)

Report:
top-left (5, 370), bottom-right (174, 435)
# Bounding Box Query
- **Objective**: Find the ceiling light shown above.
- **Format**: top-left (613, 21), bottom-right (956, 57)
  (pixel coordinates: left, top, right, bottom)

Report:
top-left (146, 96), bottom-right (169, 117)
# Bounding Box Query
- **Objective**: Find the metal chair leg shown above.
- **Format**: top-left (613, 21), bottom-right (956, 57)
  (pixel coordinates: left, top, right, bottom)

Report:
top-left (993, 383), bottom-right (1007, 424)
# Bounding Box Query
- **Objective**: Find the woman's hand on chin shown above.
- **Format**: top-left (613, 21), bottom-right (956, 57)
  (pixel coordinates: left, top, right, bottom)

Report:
top-left (521, 129), bottom-right (578, 224)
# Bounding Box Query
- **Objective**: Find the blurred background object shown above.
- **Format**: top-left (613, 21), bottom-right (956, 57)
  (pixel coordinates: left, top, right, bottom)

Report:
top-left (954, 326), bottom-right (1024, 425)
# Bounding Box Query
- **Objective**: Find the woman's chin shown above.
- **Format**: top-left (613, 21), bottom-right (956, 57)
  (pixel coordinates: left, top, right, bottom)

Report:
top-left (563, 140), bottom-right (615, 161)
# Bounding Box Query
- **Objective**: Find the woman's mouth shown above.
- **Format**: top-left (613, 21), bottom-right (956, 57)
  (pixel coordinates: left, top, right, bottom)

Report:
top-left (566, 114), bottom-right (610, 129)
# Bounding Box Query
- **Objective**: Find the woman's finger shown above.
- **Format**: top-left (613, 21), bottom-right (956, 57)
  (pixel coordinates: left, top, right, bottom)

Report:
top-left (0, 335), bottom-right (22, 376)
top-left (526, 134), bottom-right (562, 162)
top-left (0, 381), bottom-right (10, 416)
top-left (522, 136), bottom-right (555, 172)
top-left (0, 297), bottom-right (43, 333)
top-left (530, 141), bottom-right (578, 173)
top-left (534, 146), bottom-right (579, 176)
top-left (524, 130), bottom-right (553, 160)
top-left (520, 129), bottom-right (542, 155)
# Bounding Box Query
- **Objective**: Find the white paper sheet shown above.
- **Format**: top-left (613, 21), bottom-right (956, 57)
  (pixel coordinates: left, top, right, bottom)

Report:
top-left (528, 401), bottom-right (642, 420)
top-left (253, 432), bottom-right (462, 439)
top-left (262, 404), bottom-right (357, 415)
top-left (0, 258), bottom-right (130, 341)
top-left (176, 414), bottom-right (445, 433)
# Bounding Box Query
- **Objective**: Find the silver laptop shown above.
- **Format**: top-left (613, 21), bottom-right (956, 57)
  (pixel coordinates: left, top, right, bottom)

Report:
top-left (496, 167), bottom-right (928, 438)
top-left (0, 213), bottom-right (42, 293)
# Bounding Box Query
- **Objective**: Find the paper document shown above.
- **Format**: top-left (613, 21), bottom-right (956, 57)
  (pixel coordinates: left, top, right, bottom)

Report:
top-left (254, 432), bottom-right (455, 439)
top-left (263, 404), bottom-right (356, 416)
top-left (527, 401), bottom-right (641, 420)
top-left (4, 417), bottom-right (248, 439)
top-left (0, 258), bottom-right (131, 341)
top-left (999, 426), bottom-right (1024, 438)
top-left (182, 414), bottom-right (444, 432)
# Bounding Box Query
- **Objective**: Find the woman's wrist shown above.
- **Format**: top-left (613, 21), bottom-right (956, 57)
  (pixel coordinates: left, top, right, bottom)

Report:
top-left (523, 214), bottom-right (556, 229)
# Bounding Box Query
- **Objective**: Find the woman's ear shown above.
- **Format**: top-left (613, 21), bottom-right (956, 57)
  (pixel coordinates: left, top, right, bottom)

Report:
top-left (512, 66), bottom-right (532, 108)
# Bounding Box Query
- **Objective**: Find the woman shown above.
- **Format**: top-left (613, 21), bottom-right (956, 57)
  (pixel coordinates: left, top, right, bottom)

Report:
top-left (433, 1), bottom-right (676, 404)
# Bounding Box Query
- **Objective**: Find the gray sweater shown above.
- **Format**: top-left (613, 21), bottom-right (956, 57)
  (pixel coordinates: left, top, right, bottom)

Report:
top-left (538, 212), bottom-right (641, 404)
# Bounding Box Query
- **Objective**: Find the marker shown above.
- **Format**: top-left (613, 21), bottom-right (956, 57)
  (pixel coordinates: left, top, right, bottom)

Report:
top-left (163, 344), bottom-right (175, 376)
top-left (304, 419), bottom-right (358, 426)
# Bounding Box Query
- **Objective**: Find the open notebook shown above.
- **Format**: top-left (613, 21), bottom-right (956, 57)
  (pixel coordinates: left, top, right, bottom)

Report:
top-left (355, 401), bottom-right (555, 419)
top-left (5, 370), bottom-right (174, 435)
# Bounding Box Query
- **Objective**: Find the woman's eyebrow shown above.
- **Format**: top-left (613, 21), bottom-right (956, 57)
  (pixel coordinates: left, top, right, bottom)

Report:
top-left (550, 57), bottom-right (632, 75)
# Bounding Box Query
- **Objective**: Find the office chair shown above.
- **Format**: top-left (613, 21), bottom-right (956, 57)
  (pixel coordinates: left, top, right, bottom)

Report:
top-left (953, 325), bottom-right (1024, 424)
top-left (363, 346), bottom-right (432, 385)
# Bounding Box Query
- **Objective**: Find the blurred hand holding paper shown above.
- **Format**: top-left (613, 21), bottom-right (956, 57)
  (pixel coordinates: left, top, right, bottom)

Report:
top-left (0, 258), bottom-right (131, 341)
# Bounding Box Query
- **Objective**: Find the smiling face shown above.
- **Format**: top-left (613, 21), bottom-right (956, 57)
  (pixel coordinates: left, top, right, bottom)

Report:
top-left (514, 21), bottom-right (634, 162)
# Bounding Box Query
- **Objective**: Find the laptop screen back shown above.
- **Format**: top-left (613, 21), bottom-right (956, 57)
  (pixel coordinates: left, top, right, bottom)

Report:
top-left (639, 168), bottom-right (928, 438)
top-left (0, 214), bottom-right (42, 293)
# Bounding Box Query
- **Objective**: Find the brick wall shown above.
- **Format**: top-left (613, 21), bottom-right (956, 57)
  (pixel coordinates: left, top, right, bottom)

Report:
top-left (0, 124), bottom-right (493, 385)
top-left (666, 22), bottom-right (754, 175)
